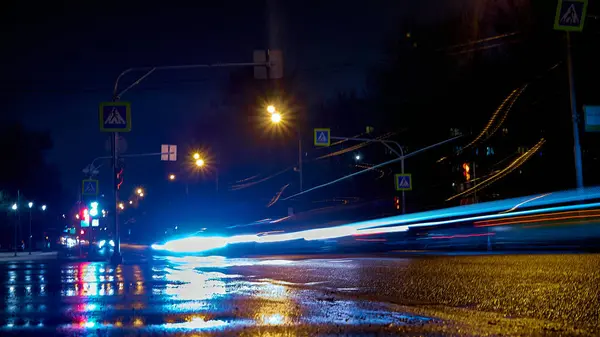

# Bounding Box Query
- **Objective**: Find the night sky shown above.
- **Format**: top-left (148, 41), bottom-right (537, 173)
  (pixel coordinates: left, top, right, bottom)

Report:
top-left (2, 0), bottom-right (493, 225)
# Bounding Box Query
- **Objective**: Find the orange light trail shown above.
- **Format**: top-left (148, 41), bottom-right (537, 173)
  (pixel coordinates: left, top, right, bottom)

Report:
top-left (475, 209), bottom-right (600, 227)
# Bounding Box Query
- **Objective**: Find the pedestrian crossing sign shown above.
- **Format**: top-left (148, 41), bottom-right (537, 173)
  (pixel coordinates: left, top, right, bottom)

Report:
top-left (82, 179), bottom-right (99, 196)
top-left (99, 102), bottom-right (132, 132)
top-left (395, 174), bottom-right (412, 191)
top-left (314, 128), bottom-right (331, 146)
top-left (554, 0), bottom-right (587, 32)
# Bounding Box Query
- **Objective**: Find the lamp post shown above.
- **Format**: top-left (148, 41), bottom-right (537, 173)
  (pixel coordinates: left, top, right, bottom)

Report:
top-left (268, 105), bottom-right (303, 192)
top-left (28, 202), bottom-right (33, 255)
top-left (11, 201), bottom-right (18, 257)
top-left (192, 152), bottom-right (219, 192)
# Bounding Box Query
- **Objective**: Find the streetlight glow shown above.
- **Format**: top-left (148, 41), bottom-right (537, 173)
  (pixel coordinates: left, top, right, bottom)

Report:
top-left (355, 155), bottom-right (361, 161)
top-left (267, 105), bottom-right (276, 114)
top-left (136, 188), bottom-right (143, 195)
top-left (41, 205), bottom-right (47, 211)
top-left (271, 112), bottom-right (282, 124)
top-left (193, 153), bottom-right (200, 160)
top-left (28, 202), bottom-right (33, 208)
top-left (11, 203), bottom-right (17, 211)
top-left (118, 203), bottom-right (125, 210)
top-left (195, 159), bottom-right (205, 167)
top-left (129, 200), bottom-right (133, 205)
top-left (169, 174), bottom-right (176, 180)
top-left (139, 192), bottom-right (144, 197)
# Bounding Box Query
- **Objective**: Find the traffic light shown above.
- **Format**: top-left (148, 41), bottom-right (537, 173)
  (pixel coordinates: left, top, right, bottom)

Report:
top-left (82, 208), bottom-right (90, 223)
top-left (394, 196), bottom-right (400, 210)
top-left (89, 202), bottom-right (99, 217)
top-left (462, 163), bottom-right (471, 181)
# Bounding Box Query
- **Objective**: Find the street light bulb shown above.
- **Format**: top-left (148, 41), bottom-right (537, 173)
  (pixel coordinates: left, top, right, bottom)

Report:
top-left (267, 105), bottom-right (276, 114)
top-left (11, 203), bottom-right (17, 211)
top-left (271, 112), bottom-right (282, 124)
top-left (169, 174), bottom-right (176, 180)
top-left (136, 188), bottom-right (143, 195)
top-left (28, 202), bottom-right (33, 208)
top-left (41, 205), bottom-right (47, 211)
top-left (129, 200), bottom-right (133, 204)
top-left (355, 155), bottom-right (361, 161)
top-left (195, 159), bottom-right (205, 167)
top-left (193, 153), bottom-right (200, 160)
top-left (118, 203), bottom-right (124, 210)
top-left (139, 192), bottom-right (144, 197)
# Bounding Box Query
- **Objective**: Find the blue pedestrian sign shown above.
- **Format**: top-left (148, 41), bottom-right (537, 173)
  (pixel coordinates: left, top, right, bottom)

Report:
top-left (314, 128), bottom-right (331, 147)
top-left (554, 0), bottom-right (588, 32)
top-left (395, 174), bottom-right (412, 191)
top-left (99, 102), bottom-right (132, 132)
top-left (82, 179), bottom-right (99, 196)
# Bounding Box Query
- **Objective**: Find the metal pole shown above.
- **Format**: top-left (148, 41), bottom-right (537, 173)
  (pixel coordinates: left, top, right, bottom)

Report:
top-left (473, 162), bottom-right (478, 203)
top-left (400, 149), bottom-right (406, 215)
top-left (566, 32), bottom-right (584, 190)
top-left (28, 209), bottom-right (32, 255)
top-left (111, 131), bottom-right (122, 264)
top-left (298, 134), bottom-right (303, 192)
top-left (14, 190), bottom-right (19, 257)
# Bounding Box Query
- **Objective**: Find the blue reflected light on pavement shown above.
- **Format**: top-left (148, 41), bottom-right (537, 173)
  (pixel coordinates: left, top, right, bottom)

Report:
top-left (162, 316), bottom-right (231, 330)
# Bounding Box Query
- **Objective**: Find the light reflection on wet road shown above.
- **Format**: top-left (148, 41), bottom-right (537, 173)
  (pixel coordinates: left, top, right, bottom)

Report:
top-left (0, 255), bottom-right (435, 336)
top-left (1, 253), bottom-right (598, 336)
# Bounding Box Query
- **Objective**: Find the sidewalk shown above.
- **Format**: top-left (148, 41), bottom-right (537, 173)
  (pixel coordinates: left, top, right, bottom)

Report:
top-left (0, 251), bottom-right (58, 262)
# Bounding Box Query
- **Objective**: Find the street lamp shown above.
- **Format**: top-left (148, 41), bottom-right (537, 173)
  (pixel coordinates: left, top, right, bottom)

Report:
top-left (136, 188), bottom-right (143, 195)
top-left (195, 158), bottom-right (205, 167)
top-left (139, 192), bottom-right (144, 197)
top-left (271, 112), bottom-right (282, 124)
top-left (41, 205), bottom-right (47, 211)
top-left (118, 202), bottom-right (125, 210)
top-left (193, 153), bottom-right (200, 160)
top-left (11, 203), bottom-right (17, 211)
top-left (267, 105), bottom-right (276, 114)
top-left (169, 174), bottom-right (176, 181)
top-left (355, 154), bottom-right (361, 161)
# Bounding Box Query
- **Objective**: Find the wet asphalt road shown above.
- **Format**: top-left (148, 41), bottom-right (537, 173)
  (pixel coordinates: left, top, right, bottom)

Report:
top-left (0, 252), bottom-right (598, 336)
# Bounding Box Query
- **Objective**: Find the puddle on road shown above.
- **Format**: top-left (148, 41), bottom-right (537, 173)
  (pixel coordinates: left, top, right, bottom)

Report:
top-left (0, 257), bottom-right (437, 335)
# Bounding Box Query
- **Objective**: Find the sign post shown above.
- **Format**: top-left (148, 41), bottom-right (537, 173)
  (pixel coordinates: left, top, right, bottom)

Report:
top-left (554, 0), bottom-right (588, 189)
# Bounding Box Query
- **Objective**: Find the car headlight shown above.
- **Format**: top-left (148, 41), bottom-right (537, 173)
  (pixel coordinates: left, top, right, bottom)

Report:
top-left (66, 238), bottom-right (76, 248)
top-left (97, 240), bottom-right (106, 248)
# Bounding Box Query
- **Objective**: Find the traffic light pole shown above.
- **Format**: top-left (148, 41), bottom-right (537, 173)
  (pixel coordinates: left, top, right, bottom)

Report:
top-left (110, 130), bottom-right (122, 264)
top-left (330, 136), bottom-right (406, 213)
top-left (283, 135), bottom-right (462, 201)
top-left (566, 32), bottom-right (584, 190)
top-left (106, 55), bottom-right (279, 264)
